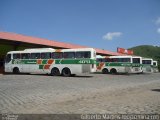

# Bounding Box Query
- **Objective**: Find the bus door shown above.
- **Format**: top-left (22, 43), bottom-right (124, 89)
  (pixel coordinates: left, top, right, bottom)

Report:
top-left (4, 54), bottom-right (12, 72)
top-left (0, 57), bottom-right (4, 73)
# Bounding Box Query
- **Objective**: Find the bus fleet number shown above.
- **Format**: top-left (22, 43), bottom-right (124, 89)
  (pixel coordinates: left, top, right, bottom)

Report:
top-left (78, 60), bottom-right (90, 64)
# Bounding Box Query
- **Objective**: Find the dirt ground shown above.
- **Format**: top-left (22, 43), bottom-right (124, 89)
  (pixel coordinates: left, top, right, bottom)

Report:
top-left (0, 73), bottom-right (160, 114)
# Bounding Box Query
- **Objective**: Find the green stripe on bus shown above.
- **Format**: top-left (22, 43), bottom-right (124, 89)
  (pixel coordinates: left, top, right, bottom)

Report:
top-left (96, 62), bottom-right (142, 67)
top-left (12, 60), bottom-right (37, 64)
top-left (132, 63), bottom-right (141, 67)
top-left (12, 59), bottom-right (96, 64)
top-left (39, 65), bottom-right (44, 69)
top-left (55, 59), bottom-right (95, 64)
top-left (42, 60), bottom-right (48, 64)
top-left (96, 62), bottom-right (131, 67)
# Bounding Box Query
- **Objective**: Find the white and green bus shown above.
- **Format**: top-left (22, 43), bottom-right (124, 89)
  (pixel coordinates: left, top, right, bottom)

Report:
top-left (131, 56), bottom-right (143, 72)
top-left (5, 48), bottom-right (97, 76)
top-left (153, 60), bottom-right (159, 72)
top-left (96, 55), bottom-right (143, 74)
top-left (142, 58), bottom-right (153, 73)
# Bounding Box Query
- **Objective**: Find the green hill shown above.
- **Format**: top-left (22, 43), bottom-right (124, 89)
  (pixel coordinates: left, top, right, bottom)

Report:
top-left (129, 45), bottom-right (160, 71)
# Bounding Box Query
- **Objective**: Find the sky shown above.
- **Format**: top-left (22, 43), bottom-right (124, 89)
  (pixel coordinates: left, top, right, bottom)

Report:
top-left (0, 0), bottom-right (160, 52)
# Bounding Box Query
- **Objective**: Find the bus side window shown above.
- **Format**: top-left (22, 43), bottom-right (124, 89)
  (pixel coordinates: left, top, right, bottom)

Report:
top-left (96, 58), bottom-right (102, 62)
top-left (52, 52), bottom-right (63, 59)
top-left (21, 53), bottom-right (30, 59)
top-left (41, 52), bottom-right (51, 59)
top-left (112, 58), bottom-right (117, 62)
top-left (76, 51), bottom-right (90, 58)
top-left (5, 54), bottom-right (11, 63)
top-left (31, 53), bottom-right (40, 59)
top-left (126, 58), bottom-right (131, 62)
top-left (63, 52), bottom-right (75, 59)
top-left (84, 52), bottom-right (91, 58)
top-left (105, 58), bottom-right (110, 62)
top-left (13, 53), bottom-right (20, 59)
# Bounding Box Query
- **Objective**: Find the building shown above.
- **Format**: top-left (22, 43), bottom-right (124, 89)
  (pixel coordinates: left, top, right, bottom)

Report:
top-left (0, 32), bottom-right (123, 73)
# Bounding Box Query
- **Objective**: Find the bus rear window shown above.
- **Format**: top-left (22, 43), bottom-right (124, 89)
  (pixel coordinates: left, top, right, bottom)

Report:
top-left (41, 52), bottom-right (51, 59)
top-left (76, 51), bottom-right (91, 58)
top-left (21, 53), bottom-right (30, 59)
top-left (52, 52), bottom-right (63, 59)
top-left (63, 52), bottom-right (75, 59)
top-left (30, 53), bottom-right (40, 59)
top-left (13, 54), bottom-right (20, 59)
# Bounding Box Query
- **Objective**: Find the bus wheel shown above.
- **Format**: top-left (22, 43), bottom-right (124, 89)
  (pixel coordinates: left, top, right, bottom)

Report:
top-left (51, 68), bottom-right (60, 76)
top-left (102, 68), bottom-right (109, 74)
top-left (62, 68), bottom-right (71, 77)
top-left (110, 68), bottom-right (117, 74)
top-left (13, 67), bottom-right (20, 74)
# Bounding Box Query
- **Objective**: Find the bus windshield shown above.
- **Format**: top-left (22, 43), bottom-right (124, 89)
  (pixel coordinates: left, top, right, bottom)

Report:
top-left (132, 58), bottom-right (140, 63)
top-left (142, 60), bottom-right (151, 65)
top-left (153, 62), bottom-right (157, 66)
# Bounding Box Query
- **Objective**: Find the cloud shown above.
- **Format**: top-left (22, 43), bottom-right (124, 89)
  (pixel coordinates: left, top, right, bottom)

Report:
top-left (157, 28), bottom-right (160, 34)
top-left (155, 17), bottom-right (160, 25)
top-left (102, 32), bottom-right (122, 40)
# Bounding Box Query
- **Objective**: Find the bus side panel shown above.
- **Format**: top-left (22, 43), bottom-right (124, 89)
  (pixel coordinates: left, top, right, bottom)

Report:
top-left (5, 63), bottom-right (12, 72)
top-left (142, 65), bottom-right (153, 73)
top-left (108, 66), bottom-right (130, 73)
top-left (130, 67), bottom-right (143, 73)
top-left (5, 61), bottom-right (23, 73)
top-left (82, 64), bottom-right (94, 73)
top-left (23, 64), bottom-right (45, 74)
top-left (49, 64), bottom-right (82, 74)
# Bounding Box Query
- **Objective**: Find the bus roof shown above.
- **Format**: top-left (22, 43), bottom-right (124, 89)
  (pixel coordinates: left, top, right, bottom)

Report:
top-left (109, 55), bottom-right (133, 58)
top-left (24, 48), bottom-right (55, 51)
top-left (96, 55), bottom-right (104, 58)
top-left (132, 56), bottom-right (142, 58)
top-left (142, 58), bottom-right (153, 61)
top-left (7, 48), bottom-right (95, 54)
top-left (62, 48), bottom-right (95, 52)
top-left (153, 60), bottom-right (157, 63)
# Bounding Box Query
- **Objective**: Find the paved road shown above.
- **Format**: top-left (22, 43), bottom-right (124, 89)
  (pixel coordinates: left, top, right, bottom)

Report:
top-left (0, 73), bottom-right (160, 113)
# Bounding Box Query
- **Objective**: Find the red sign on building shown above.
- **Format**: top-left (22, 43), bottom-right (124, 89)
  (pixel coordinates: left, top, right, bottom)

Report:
top-left (117, 47), bottom-right (133, 55)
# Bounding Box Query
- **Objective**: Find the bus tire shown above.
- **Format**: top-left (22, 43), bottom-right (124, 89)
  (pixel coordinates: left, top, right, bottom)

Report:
top-left (13, 67), bottom-right (20, 74)
top-left (102, 68), bottom-right (109, 74)
top-left (110, 68), bottom-right (117, 74)
top-left (51, 67), bottom-right (60, 76)
top-left (62, 68), bottom-right (71, 77)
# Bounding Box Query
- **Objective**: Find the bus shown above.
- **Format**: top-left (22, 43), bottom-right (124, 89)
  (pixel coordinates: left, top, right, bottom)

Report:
top-left (96, 55), bottom-right (143, 74)
top-left (110, 55), bottom-right (143, 74)
top-left (142, 58), bottom-right (153, 73)
top-left (131, 56), bottom-right (143, 72)
top-left (5, 48), bottom-right (97, 77)
top-left (152, 60), bottom-right (159, 72)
